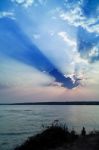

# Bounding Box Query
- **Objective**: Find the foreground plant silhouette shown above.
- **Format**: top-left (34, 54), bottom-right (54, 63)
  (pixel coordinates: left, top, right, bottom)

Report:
top-left (15, 122), bottom-right (78, 150)
top-left (15, 122), bottom-right (99, 150)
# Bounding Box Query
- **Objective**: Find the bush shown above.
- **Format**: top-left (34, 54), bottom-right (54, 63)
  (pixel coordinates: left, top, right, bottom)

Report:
top-left (15, 122), bottom-right (78, 150)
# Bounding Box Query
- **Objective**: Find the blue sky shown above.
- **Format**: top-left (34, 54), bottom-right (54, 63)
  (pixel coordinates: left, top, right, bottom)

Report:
top-left (0, 0), bottom-right (99, 102)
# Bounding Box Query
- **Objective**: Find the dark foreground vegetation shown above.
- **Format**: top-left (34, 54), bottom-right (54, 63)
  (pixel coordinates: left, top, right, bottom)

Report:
top-left (15, 122), bottom-right (99, 150)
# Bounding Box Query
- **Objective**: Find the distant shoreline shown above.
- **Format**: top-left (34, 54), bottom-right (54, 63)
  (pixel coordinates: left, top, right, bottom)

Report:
top-left (0, 101), bottom-right (99, 105)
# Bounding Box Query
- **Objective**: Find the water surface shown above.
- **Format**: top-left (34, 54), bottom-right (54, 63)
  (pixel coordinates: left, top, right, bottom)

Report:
top-left (0, 105), bottom-right (99, 150)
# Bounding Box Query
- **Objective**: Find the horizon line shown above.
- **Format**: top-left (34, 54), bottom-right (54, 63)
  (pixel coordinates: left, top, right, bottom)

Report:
top-left (0, 101), bottom-right (99, 105)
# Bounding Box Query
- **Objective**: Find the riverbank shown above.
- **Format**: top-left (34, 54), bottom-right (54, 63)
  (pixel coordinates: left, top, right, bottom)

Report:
top-left (15, 123), bottom-right (99, 150)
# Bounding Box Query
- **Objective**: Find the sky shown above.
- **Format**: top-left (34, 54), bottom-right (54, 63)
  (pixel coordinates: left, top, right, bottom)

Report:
top-left (0, 0), bottom-right (99, 103)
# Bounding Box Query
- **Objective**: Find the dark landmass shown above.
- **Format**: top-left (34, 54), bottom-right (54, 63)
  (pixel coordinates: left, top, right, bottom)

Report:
top-left (15, 123), bottom-right (99, 150)
top-left (1, 101), bottom-right (99, 105)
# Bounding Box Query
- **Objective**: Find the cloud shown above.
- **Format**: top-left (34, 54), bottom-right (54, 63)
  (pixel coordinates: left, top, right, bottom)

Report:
top-left (0, 17), bottom-right (80, 89)
top-left (11, 0), bottom-right (25, 3)
top-left (57, 30), bottom-right (88, 75)
top-left (23, 0), bottom-right (34, 8)
top-left (32, 33), bottom-right (40, 39)
top-left (11, 0), bottom-right (47, 8)
top-left (77, 27), bottom-right (99, 63)
top-left (11, 0), bottom-right (34, 8)
top-left (48, 68), bottom-right (80, 89)
top-left (58, 31), bottom-right (76, 47)
top-left (37, 0), bottom-right (47, 5)
top-left (0, 55), bottom-right (53, 88)
top-left (0, 11), bottom-right (15, 19)
top-left (88, 46), bottom-right (99, 63)
top-left (59, 2), bottom-right (99, 34)
top-left (89, 46), bottom-right (99, 58)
